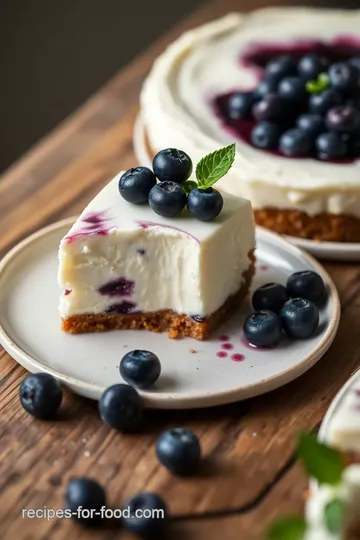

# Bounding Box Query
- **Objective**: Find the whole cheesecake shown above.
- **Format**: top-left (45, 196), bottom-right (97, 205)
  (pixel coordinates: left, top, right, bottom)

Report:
top-left (141, 7), bottom-right (360, 242)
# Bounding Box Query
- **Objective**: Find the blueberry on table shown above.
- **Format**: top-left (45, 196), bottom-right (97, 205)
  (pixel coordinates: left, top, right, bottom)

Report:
top-left (226, 92), bottom-right (254, 119)
top-left (119, 167), bottom-right (157, 204)
top-left (156, 428), bottom-right (201, 475)
top-left (326, 105), bottom-right (360, 133)
top-left (266, 55), bottom-right (297, 81)
top-left (148, 181), bottom-right (187, 218)
top-left (309, 88), bottom-right (342, 116)
top-left (243, 310), bottom-right (282, 348)
top-left (20, 373), bottom-right (62, 419)
top-left (286, 270), bottom-right (326, 304)
top-left (152, 148), bottom-right (192, 184)
top-left (120, 350), bottom-right (161, 389)
top-left (187, 187), bottom-right (223, 221)
top-left (122, 492), bottom-right (168, 538)
top-left (297, 54), bottom-right (329, 81)
top-left (99, 384), bottom-right (143, 431)
top-left (280, 298), bottom-right (319, 339)
top-left (251, 121), bottom-right (281, 150)
top-left (252, 283), bottom-right (289, 314)
top-left (329, 62), bottom-right (360, 93)
top-left (278, 76), bottom-right (306, 102)
top-left (252, 93), bottom-right (284, 123)
top-left (315, 132), bottom-right (347, 160)
top-left (279, 128), bottom-right (313, 157)
top-left (65, 477), bottom-right (106, 525)
top-left (296, 114), bottom-right (324, 138)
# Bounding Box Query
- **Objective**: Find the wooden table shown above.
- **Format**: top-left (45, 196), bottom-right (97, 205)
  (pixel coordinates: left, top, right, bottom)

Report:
top-left (1, 0), bottom-right (358, 538)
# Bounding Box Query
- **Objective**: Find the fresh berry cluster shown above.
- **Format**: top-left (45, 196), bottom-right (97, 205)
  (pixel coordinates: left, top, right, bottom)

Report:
top-left (244, 270), bottom-right (326, 347)
top-left (220, 53), bottom-right (360, 160)
top-left (119, 148), bottom-right (225, 221)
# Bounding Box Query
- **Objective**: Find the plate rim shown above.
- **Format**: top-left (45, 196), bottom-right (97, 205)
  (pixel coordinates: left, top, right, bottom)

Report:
top-left (0, 217), bottom-right (341, 409)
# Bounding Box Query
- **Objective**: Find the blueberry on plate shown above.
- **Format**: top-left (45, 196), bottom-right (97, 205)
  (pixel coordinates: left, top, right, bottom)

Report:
top-left (266, 55), bottom-right (297, 81)
top-left (156, 428), bottom-right (201, 475)
top-left (252, 93), bottom-right (284, 123)
top-left (148, 181), bottom-right (187, 218)
top-left (315, 132), bottom-right (348, 160)
top-left (152, 148), bottom-right (192, 184)
top-left (280, 298), bottom-right (319, 339)
top-left (309, 88), bottom-right (342, 116)
top-left (243, 310), bottom-right (282, 348)
top-left (253, 77), bottom-right (279, 100)
top-left (251, 122), bottom-right (281, 150)
top-left (20, 373), bottom-right (62, 419)
top-left (122, 492), bottom-right (168, 538)
top-left (326, 105), bottom-right (360, 133)
top-left (296, 114), bottom-right (324, 138)
top-left (65, 477), bottom-right (106, 526)
top-left (187, 187), bottom-right (223, 221)
top-left (278, 76), bottom-right (306, 102)
top-left (329, 62), bottom-right (360, 93)
top-left (279, 128), bottom-right (313, 157)
top-left (286, 270), bottom-right (326, 304)
top-left (252, 283), bottom-right (289, 314)
top-left (99, 384), bottom-right (143, 432)
top-left (297, 54), bottom-right (329, 81)
top-left (119, 167), bottom-right (157, 204)
top-left (226, 92), bottom-right (254, 119)
top-left (120, 350), bottom-right (161, 389)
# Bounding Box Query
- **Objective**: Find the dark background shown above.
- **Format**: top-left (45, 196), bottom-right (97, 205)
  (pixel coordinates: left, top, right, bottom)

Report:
top-left (1, 0), bottom-right (360, 173)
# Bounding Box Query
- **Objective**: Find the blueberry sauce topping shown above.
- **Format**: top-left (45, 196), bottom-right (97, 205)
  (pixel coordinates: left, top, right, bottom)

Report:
top-left (98, 278), bottom-right (134, 297)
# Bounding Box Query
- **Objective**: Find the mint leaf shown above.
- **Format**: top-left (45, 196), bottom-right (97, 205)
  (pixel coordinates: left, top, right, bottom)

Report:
top-left (306, 73), bottom-right (329, 94)
top-left (182, 180), bottom-right (198, 194)
top-left (266, 516), bottom-right (307, 540)
top-left (196, 143), bottom-right (236, 189)
top-left (324, 498), bottom-right (344, 534)
top-left (297, 432), bottom-right (344, 485)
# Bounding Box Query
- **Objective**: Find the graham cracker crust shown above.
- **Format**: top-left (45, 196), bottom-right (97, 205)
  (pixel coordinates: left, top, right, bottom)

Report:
top-left (62, 252), bottom-right (255, 340)
top-left (255, 208), bottom-right (360, 242)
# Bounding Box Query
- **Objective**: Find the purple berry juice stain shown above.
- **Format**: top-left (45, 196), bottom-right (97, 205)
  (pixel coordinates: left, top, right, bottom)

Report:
top-left (137, 248), bottom-right (146, 255)
top-left (231, 353), bottom-right (245, 362)
top-left (216, 351), bottom-right (228, 358)
top-left (221, 343), bottom-right (234, 350)
top-left (64, 289), bottom-right (72, 296)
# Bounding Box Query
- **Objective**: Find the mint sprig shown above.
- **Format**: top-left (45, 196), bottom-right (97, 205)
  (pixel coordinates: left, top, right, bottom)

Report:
top-left (182, 180), bottom-right (198, 195)
top-left (195, 143), bottom-right (236, 189)
top-left (324, 498), bottom-right (344, 534)
top-left (266, 516), bottom-right (307, 540)
top-left (296, 432), bottom-right (345, 485)
top-left (306, 73), bottom-right (329, 95)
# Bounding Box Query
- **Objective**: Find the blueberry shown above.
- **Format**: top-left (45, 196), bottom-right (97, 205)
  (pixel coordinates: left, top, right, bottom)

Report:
top-left (122, 493), bottom-right (168, 538)
top-left (252, 93), bottom-right (284, 123)
top-left (326, 105), bottom-right (360, 133)
top-left (20, 373), bottom-right (62, 419)
top-left (280, 298), bottom-right (319, 339)
top-left (279, 128), bottom-right (312, 157)
top-left (227, 92), bottom-right (254, 119)
top-left (315, 132), bottom-right (347, 160)
top-left (187, 187), bottom-right (223, 221)
top-left (254, 77), bottom-right (279, 100)
top-left (65, 477), bottom-right (106, 525)
top-left (296, 114), bottom-right (325, 138)
top-left (298, 54), bottom-right (329, 81)
top-left (252, 283), bottom-right (289, 314)
top-left (278, 76), bottom-right (306, 102)
top-left (266, 55), bottom-right (297, 81)
top-left (251, 121), bottom-right (281, 150)
top-left (152, 148), bottom-right (192, 184)
top-left (148, 181), bottom-right (186, 218)
top-left (309, 89), bottom-right (342, 115)
top-left (286, 270), bottom-right (326, 304)
top-left (119, 167), bottom-right (156, 205)
top-left (156, 428), bottom-right (201, 475)
top-left (349, 57), bottom-right (360, 71)
top-left (243, 310), bottom-right (282, 348)
top-left (120, 350), bottom-right (161, 389)
top-left (329, 62), bottom-right (360, 93)
top-left (99, 384), bottom-right (143, 432)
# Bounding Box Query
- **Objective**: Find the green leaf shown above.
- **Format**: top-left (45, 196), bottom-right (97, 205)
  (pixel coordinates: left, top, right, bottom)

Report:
top-left (296, 432), bottom-right (344, 485)
top-left (266, 516), bottom-right (307, 540)
top-left (324, 498), bottom-right (344, 534)
top-left (306, 73), bottom-right (329, 94)
top-left (195, 143), bottom-right (236, 189)
top-left (182, 180), bottom-right (198, 194)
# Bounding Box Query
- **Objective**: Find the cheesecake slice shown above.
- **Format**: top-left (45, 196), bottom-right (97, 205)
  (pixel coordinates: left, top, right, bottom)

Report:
top-left (58, 173), bottom-right (255, 339)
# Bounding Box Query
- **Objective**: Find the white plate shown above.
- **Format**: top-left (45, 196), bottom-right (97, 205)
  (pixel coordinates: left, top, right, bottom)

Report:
top-left (133, 114), bottom-right (360, 262)
top-left (0, 218), bottom-right (340, 409)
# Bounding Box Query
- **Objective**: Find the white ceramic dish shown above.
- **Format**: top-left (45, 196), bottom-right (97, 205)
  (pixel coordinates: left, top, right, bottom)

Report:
top-left (133, 114), bottom-right (360, 262)
top-left (0, 218), bottom-right (340, 409)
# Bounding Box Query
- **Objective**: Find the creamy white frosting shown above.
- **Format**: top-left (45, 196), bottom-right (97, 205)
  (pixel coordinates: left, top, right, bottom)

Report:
top-left (141, 8), bottom-right (360, 217)
top-left (58, 173), bottom-right (255, 318)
